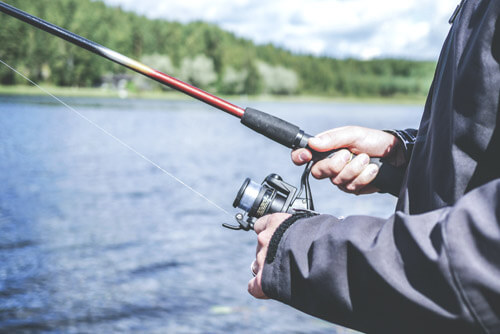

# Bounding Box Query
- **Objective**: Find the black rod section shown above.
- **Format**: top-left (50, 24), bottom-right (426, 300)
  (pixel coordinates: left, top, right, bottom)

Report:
top-left (0, 1), bottom-right (104, 55)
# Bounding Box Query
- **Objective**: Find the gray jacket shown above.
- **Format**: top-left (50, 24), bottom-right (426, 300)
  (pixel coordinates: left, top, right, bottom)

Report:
top-left (262, 1), bottom-right (500, 333)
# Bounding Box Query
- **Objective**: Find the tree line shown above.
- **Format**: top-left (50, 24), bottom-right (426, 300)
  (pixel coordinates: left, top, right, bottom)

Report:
top-left (0, 0), bottom-right (436, 97)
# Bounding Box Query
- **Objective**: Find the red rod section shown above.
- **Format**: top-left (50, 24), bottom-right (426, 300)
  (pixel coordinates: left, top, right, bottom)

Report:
top-left (149, 69), bottom-right (245, 118)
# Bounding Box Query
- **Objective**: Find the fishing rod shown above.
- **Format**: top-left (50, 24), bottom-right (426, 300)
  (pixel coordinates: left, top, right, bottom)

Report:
top-left (0, 1), bottom-right (404, 229)
top-left (0, 1), bottom-right (311, 148)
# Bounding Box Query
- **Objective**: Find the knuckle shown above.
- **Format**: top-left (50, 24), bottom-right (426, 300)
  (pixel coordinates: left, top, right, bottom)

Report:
top-left (315, 158), bottom-right (346, 179)
top-left (257, 232), bottom-right (268, 246)
top-left (336, 183), bottom-right (351, 193)
top-left (367, 163), bottom-right (380, 176)
top-left (269, 212), bottom-right (290, 227)
top-left (346, 183), bottom-right (357, 192)
top-left (332, 175), bottom-right (352, 188)
top-left (270, 212), bottom-right (283, 219)
top-left (355, 153), bottom-right (370, 164)
top-left (253, 218), bottom-right (266, 233)
top-left (311, 166), bottom-right (324, 179)
top-left (338, 148), bottom-right (352, 158)
top-left (346, 164), bottom-right (379, 194)
top-left (334, 167), bottom-right (353, 184)
top-left (331, 176), bottom-right (343, 186)
top-left (350, 155), bottom-right (369, 172)
top-left (268, 213), bottom-right (280, 224)
top-left (359, 164), bottom-right (379, 182)
top-left (248, 280), bottom-right (255, 294)
top-left (328, 160), bottom-right (345, 175)
top-left (347, 183), bottom-right (364, 195)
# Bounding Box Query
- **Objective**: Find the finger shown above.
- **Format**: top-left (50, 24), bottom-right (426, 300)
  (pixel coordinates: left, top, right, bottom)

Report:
top-left (257, 230), bottom-right (272, 250)
top-left (291, 148), bottom-right (312, 166)
top-left (310, 149), bottom-right (352, 179)
top-left (331, 153), bottom-right (370, 186)
top-left (255, 230), bottom-right (269, 256)
top-left (251, 248), bottom-right (267, 276)
top-left (251, 259), bottom-right (259, 276)
top-left (248, 274), bottom-right (268, 299)
top-left (336, 177), bottom-right (379, 195)
top-left (344, 163), bottom-right (379, 193)
top-left (256, 245), bottom-right (267, 269)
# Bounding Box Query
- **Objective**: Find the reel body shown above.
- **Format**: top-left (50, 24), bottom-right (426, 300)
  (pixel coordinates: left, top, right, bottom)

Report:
top-left (224, 163), bottom-right (314, 231)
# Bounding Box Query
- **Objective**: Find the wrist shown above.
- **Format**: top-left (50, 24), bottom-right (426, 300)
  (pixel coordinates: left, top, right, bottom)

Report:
top-left (383, 130), bottom-right (413, 167)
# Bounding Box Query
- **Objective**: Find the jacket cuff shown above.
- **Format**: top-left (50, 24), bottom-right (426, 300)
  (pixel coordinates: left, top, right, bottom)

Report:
top-left (266, 212), bottom-right (317, 265)
top-left (384, 128), bottom-right (418, 162)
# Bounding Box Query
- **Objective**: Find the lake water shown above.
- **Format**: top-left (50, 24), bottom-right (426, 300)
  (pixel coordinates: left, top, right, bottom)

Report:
top-left (0, 95), bottom-right (423, 333)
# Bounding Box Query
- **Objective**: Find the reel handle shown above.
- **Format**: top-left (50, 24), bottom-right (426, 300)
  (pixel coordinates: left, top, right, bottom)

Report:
top-left (241, 107), bottom-right (405, 196)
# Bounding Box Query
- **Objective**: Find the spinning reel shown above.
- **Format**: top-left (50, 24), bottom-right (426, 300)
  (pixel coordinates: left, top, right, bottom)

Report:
top-left (223, 162), bottom-right (315, 231)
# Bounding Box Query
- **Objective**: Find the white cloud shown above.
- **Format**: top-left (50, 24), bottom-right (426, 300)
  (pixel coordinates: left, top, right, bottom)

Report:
top-left (101, 0), bottom-right (460, 60)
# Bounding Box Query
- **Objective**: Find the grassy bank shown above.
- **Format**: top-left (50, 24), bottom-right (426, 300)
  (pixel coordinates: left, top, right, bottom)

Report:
top-left (0, 85), bottom-right (427, 105)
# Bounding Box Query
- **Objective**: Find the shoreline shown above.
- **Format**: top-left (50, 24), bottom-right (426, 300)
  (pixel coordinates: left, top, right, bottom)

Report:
top-left (0, 85), bottom-right (426, 105)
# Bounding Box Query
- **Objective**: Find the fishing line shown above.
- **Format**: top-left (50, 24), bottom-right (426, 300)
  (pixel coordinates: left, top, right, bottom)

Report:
top-left (0, 58), bottom-right (232, 217)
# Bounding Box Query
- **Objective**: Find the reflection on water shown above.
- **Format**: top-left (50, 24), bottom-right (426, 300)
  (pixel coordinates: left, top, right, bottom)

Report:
top-left (0, 95), bottom-right (422, 333)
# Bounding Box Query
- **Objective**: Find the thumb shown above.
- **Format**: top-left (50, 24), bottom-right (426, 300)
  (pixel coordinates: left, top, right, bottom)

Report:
top-left (308, 127), bottom-right (360, 152)
top-left (308, 136), bottom-right (330, 151)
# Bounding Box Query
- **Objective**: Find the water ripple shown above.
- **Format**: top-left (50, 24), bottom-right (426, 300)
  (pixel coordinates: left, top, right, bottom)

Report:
top-left (0, 240), bottom-right (38, 251)
top-left (129, 260), bottom-right (185, 276)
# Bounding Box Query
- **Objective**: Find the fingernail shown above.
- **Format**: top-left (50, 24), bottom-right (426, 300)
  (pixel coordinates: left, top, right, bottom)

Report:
top-left (361, 154), bottom-right (370, 165)
top-left (342, 151), bottom-right (352, 163)
top-left (299, 152), bottom-right (309, 162)
top-left (368, 164), bottom-right (379, 175)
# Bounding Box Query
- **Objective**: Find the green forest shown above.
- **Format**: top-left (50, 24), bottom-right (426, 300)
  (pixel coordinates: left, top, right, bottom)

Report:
top-left (0, 0), bottom-right (437, 98)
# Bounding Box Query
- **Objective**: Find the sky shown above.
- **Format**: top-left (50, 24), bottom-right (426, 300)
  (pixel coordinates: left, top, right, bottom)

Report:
top-left (101, 0), bottom-right (461, 60)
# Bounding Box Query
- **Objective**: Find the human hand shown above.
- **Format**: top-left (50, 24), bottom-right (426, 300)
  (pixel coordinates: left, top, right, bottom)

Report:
top-left (291, 126), bottom-right (403, 194)
top-left (248, 212), bottom-right (291, 299)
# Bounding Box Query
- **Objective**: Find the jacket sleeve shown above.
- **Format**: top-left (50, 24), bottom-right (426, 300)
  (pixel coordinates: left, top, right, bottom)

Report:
top-left (262, 179), bottom-right (500, 333)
